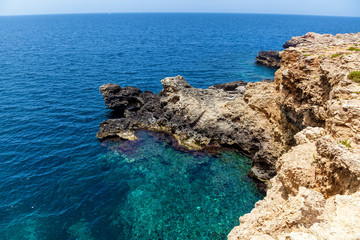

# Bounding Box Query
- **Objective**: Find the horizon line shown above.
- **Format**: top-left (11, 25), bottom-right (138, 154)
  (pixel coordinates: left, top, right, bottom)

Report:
top-left (1, 11), bottom-right (360, 18)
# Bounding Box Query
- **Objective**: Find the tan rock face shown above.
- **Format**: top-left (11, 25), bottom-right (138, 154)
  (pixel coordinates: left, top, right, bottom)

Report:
top-left (277, 142), bottom-right (317, 195)
top-left (229, 33), bottom-right (360, 240)
top-left (229, 129), bottom-right (360, 240)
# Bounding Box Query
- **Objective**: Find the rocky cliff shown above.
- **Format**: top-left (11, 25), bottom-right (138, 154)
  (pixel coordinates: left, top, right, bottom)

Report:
top-left (97, 32), bottom-right (360, 239)
top-left (228, 32), bottom-right (360, 239)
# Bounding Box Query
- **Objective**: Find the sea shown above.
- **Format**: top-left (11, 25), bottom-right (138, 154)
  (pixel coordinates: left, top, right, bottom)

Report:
top-left (0, 13), bottom-right (359, 239)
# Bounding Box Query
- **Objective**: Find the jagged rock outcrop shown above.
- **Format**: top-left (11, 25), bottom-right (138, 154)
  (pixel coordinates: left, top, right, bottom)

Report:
top-left (98, 77), bottom-right (287, 179)
top-left (228, 32), bottom-right (360, 239)
top-left (208, 80), bottom-right (248, 93)
top-left (255, 32), bottom-right (360, 69)
top-left (255, 51), bottom-right (282, 68)
top-left (283, 32), bottom-right (360, 48)
top-left (99, 84), bottom-right (143, 111)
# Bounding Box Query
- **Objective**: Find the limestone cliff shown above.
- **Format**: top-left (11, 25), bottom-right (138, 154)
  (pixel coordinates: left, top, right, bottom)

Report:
top-left (228, 32), bottom-right (360, 239)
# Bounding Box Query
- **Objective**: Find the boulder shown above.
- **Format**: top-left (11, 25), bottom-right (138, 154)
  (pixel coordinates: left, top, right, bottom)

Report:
top-left (255, 50), bottom-right (281, 68)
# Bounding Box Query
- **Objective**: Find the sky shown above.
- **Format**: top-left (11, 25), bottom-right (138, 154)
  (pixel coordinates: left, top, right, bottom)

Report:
top-left (0, 0), bottom-right (359, 17)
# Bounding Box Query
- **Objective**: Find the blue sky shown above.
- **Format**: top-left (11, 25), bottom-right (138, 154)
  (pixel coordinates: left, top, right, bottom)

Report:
top-left (0, 0), bottom-right (359, 17)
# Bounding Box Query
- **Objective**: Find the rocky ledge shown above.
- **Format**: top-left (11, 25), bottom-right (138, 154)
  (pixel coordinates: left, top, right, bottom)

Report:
top-left (255, 31), bottom-right (360, 69)
top-left (255, 50), bottom-right (282, 68)
top-left (98, 32), bottom-right (360, 239)
top-left (97, 76), bottom-right (287, 179)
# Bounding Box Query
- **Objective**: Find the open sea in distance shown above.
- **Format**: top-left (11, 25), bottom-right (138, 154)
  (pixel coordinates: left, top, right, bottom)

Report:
top-left (0, 13), bottom-right (359, 239)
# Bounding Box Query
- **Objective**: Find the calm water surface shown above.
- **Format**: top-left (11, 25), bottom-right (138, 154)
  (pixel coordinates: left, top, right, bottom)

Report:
top-left (0, 13), bottom-right (359, 239)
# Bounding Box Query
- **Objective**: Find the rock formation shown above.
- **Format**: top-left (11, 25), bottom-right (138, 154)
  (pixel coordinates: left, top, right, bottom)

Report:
top-left (98, 32), bottom-right (360, 239)
top-left (228, 32), bottom-right (360, 239)
top-left (98, 76), bottom-right (290, 179)
top-left (254, 32), bottom-right (360, 68)
top-left (255, 50), bottom-right (282, 68)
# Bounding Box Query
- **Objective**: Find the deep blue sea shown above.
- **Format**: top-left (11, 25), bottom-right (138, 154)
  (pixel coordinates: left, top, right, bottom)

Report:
top-left (0, 13), bottom-right (359, 239)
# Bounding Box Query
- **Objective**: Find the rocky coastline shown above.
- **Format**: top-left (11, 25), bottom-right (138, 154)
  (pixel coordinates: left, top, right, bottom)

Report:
top-left (97, 75), bottom-right (288, 179)
top-left (98, 32), bottom-right (360, 239)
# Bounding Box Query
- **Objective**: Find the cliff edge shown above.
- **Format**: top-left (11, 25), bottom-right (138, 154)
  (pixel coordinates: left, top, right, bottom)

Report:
top-left (228, 32), bottom-right (360, 239)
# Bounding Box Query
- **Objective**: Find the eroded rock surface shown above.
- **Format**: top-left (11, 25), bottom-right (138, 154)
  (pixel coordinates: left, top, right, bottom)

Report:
top-left (229, 32), bottom-right (360, 240)
top-left (255, 50), bottom-right (282, 68)
top-left (98, 77), bottom-right (287, 179)
top-left (283, 32), bottom-right (360, 48)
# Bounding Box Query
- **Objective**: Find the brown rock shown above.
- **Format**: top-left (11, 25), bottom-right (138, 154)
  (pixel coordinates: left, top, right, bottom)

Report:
top-left (255, 50), bottom-right (282, 68)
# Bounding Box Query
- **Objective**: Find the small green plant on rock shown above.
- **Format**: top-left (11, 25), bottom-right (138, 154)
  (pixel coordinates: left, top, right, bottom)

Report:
top-left (348, 47), bottom-right (360, 51)
top-left (331, 53), bottom-right (342, 58)
top-left (348, 71), bottom-right (360, 83)
top-left (313, 154), bottom-right (319, 164)
top-left (337, 139), bottom-right (353, 150)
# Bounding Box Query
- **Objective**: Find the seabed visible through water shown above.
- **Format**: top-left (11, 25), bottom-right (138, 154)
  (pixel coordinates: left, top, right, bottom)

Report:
top-left (93, 130), bottom-right (263, 239)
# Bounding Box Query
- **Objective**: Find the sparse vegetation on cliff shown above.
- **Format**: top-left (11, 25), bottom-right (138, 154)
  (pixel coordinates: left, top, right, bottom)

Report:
top-left (330, 53), bottom-right (342, 58)
top-left (348, 71), bottom-right (360, 83)
top-left (337, 138), bottom-right (353, 150)
top-left (348, 46), bottom-right (360, 51)
top-left (229, 32), bottom-right (360, 240)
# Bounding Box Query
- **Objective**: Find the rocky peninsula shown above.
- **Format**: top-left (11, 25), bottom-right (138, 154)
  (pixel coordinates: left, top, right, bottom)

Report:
top-left (98, 32), bottom-right (360, 239)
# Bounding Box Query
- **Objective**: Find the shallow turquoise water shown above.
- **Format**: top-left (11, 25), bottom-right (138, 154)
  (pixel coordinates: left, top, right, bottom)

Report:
top-left (1, 13), bottom-right (360, 239)
top-left (98, 131), bottom-right (262, 239)
top-left (0, 131), bottom-right (262, 239)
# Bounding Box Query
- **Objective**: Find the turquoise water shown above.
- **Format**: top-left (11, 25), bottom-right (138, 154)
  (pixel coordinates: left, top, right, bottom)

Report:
top-left (1, 13), bottom-right (360, 239)
top-left (98, 131), bottom-right (262, 239)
